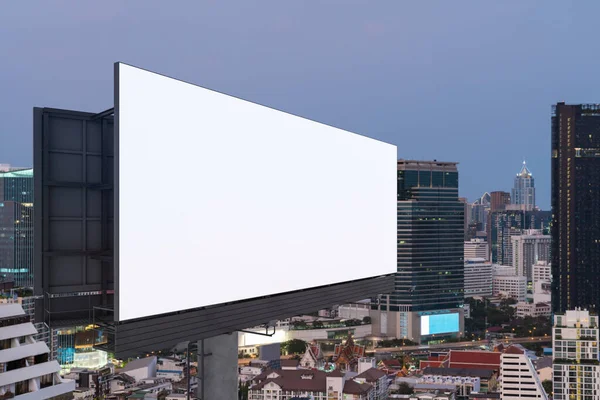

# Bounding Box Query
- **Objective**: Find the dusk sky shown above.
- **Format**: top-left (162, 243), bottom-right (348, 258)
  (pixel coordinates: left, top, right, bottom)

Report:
top-left (2, 2), bottom-right (599, 209)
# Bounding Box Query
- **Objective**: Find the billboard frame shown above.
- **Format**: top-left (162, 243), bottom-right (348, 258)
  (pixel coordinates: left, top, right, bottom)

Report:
top-left (34, 64), bottom-right (395, 358)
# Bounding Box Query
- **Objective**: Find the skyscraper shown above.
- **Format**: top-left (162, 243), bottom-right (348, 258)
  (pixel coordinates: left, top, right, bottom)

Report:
top-left (0, 168), bottom-right (34, 288)
top-left (551, 103), bottom-right (600, 313)
top-left (511, 230), bottom-right (550, 282)
top-left (512, 161), bottom-right (535, 211)
top-left (489, 209), bottom-right (551, 265)
top-left (490, 191), bottom-right (510, 212)
top-left (371, 160), bottom-right (464, 343)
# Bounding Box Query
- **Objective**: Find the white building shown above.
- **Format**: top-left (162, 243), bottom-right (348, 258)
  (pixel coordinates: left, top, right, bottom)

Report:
top-left (492, 267), bottom-right (526, 301)
top-left (532, 261), bottom-right (551, 287)
top-left (500, 344), bottom-right (547, 400)
top-left (0, 303), bottom-right (75, 399)
top-left (553, 309), bottom-right (600, 400)
top-left (516, 302), bottom-right (551, 318)
top-left (156, 357), bottom-right (185, 382)
top-left (465, 239), bottom-right (489, 261)
top-left (118, 356), bottom-right (157, 383)
top-left (532, 281), bottom-right (551, 305)
top-left (337, 301), bottom-right (371, 320)
top-left (511, 231), bottom-right (550, 281)
top-left (464, 258), bottom-right (493, 298)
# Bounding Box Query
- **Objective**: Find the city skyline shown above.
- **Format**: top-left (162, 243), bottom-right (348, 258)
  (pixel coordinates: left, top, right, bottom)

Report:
top-left (3, 2), bottom-right (600, 209)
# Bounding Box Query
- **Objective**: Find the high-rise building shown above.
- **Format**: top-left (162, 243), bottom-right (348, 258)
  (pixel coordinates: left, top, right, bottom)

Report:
top-left (0, 168), bottom-right (33, 289)
top-left (533, 260), bottom-right (551, 288)
top-left (511, 161), bottom-right (536, 211)
top-left (470, 192), bottom-right (490, 231)
top-left (552, 103), bottom-right (600, 313)
top-left (500, 345), bottom-right (548, 400)
top-left (490, 191), bottom-right (510, 212)
top-left (371, 160), bottom-right (464, 343)
top-left (0, 168), bottom-right (33, 203)
top-left (552, 308), bottom-right (600, 400)
top-left (489, 209), bottom-right (551, 265)
top-left (511, 230), bottom-right (551, 282)
top-left (0, 303), bottom-right (75, 398)
top-left (0, 201), bottom-right (34, 288)
top-left (465, 238), bottom-right (489, 261)
top-left (464, 258), bottom-right (492, 298)
top-left (459, 197), bottom-right (471, 241)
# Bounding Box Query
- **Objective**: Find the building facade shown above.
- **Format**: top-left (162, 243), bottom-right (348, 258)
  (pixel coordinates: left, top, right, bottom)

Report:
top-left (532, 261), bottom-right (551, 288)
top-left (552, 309), bottom-right (600, 400)
top-left (0, 303), bottom-right (75, 399)
top-left (0, 201), bottom-right (34, 288)
top-left (511, 161), bottom-right (536, 211)
top-left (371, 160), bottom-right (464, 343)
top-left (552, 103), bottom-right (600, 313)
top-left (489, 191), bottom-right (510, 213)
top-left (489, 210), bottom-right (551, 265)
top-left (492, 266), bottom-right (526, 302)
top-left (500, 345), bottom-right (547, 400)
top-left (465, 239), bottom-right (489, 261)
top-left (511, 231), bottom-right (551, 282)
top-left (470, 192), bottom-right (490, 232)
top-left (464, 258), bottom-right (493, 298)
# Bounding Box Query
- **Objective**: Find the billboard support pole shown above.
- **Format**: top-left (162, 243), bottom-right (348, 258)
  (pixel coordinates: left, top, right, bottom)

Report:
top-left (200, 338), bottom-right (205, 400)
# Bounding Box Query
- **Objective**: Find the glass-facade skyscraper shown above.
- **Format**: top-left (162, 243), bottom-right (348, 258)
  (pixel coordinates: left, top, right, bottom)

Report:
top-left (552, 103), bottom-right (600, 313)
top-left (511, 161), bottom-right (535, 211)
top-left (371, 161), bottom-right (465, 343)
top-left (0, 168), bottom-right (34, 288)
top-left (393, 160), bottom-right (464, 311)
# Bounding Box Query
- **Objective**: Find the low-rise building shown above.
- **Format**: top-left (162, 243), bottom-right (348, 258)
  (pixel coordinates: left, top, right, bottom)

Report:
top-left (249, 361), bottom-right (388, 400)
top-left (492, 274), bottom-right (526, 302)
top-left (118, 356), bottom-right (157, 382)
top-left (464, 258), bottom-right (493, 298)
top-left (157, 357), bottom-right (186, 382)
top-left (515, 302), bottom-right (551, 318)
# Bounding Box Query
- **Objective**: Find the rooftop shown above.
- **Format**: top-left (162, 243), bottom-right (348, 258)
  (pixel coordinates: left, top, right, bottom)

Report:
top-left (422, 367), bottom-right (494, 379)
top-left (121, 356), bottom-right (157, 373)
top-left (0, 168), bottom-right (33, 178)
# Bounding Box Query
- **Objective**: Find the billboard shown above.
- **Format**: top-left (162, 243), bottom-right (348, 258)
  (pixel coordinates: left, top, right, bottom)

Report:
top-left (115, 63), bottom-right (397, 322)
top-left (421, 313), bottom-right (460, 335)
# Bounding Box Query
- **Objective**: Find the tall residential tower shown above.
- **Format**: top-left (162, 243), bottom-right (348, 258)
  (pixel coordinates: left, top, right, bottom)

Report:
top-left (552, 103), bottom-right (600, 313)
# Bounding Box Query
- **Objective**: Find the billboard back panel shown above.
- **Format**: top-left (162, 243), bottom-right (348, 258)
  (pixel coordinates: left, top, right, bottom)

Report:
top-left (116, 63), bottom-right (396, 322)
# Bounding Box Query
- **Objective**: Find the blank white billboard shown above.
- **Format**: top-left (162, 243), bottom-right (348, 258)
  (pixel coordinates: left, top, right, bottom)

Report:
top-left (115, 63), bottom-right (397, 322)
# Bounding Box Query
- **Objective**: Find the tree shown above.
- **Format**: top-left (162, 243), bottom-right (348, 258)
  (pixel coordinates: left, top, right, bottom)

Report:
top-left (362, 316), bottom-right (372, 324)
top-left (396, 382), bottom-right (414, 395)
top-left (239, 381), bottom-right (249, 400)
top-left (291, 320), bottom-right (308, 329)
top-left (312, 320), bottom-right (324, 329)
top-left (280, 339), bottom-right (307, 355)
top-left (542, 380), bottom-right (552, 395)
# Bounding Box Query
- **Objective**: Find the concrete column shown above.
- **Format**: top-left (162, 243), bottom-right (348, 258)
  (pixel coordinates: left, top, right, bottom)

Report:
top-left (197, 333), bottom-right (238, 400)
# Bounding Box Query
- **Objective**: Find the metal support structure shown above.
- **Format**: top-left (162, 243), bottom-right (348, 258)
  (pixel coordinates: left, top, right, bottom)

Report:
top-left (91, 107), bottom-right (114, 120)
top-left (238, 325), bottom-right (276, 337)
top-left (200, 339), bottom-right (204, 400)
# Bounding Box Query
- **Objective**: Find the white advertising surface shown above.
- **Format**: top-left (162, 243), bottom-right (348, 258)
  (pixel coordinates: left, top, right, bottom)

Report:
top-left (116, 63), bottom-right (397, 321)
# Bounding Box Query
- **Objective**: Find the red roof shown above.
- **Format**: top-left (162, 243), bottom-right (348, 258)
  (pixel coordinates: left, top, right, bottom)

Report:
top-left (380, 359), bottom-right (402, 368)
top-left (447, 351), bottom-right (501, 370)
top-left (420, 360), bottom-right (444, 369)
